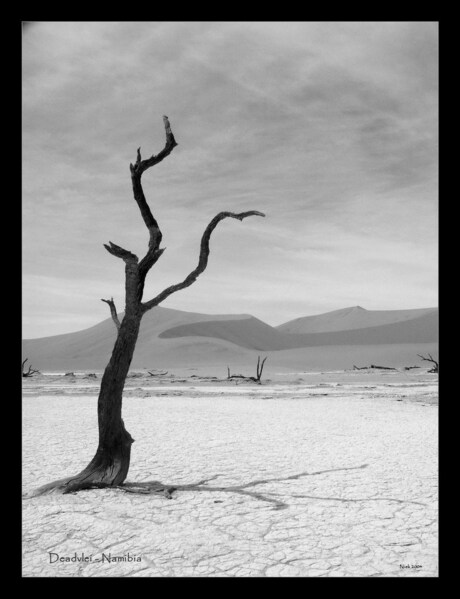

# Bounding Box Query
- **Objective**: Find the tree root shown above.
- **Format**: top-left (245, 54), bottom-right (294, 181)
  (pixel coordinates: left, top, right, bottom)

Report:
top-left (24, 475), bottom-right (129, 498)
top-left (23, 474), bottom-right (218, 499)
top-left (24, 452), bottom-right (133, 498)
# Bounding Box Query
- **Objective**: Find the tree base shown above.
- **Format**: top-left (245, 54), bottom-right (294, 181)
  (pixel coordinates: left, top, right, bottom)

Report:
top-left (24, 479), bottom-right (176, 499)
top-left (26, 429), bottom-right (134, 497)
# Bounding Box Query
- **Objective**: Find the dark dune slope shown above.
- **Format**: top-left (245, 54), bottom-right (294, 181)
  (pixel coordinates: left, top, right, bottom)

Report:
top-left (159, 310), bottom-right (438, 349)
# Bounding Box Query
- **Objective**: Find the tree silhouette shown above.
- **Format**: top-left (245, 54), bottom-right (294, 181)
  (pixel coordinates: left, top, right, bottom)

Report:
top-left (417, 353), bottom-right (438, 373)
top-left (29, 117), bottom-right (265, 496)
top-left (22, 358), bottom-right (40, 378)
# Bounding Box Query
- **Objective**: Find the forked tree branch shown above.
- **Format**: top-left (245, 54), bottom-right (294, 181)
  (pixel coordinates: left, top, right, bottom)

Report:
top-left (101, 298), bottom-right (121, 331)
top-left (101, 119), bottom-right (264, 319)
top-left (141, 210), bottom-right (265, 313)
top-left (130, 116), bottom-right (178, 178)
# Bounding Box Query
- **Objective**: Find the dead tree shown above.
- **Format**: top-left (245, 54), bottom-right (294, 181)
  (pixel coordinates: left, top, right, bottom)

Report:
top-left (147, 370), bottom-right (168, 377)
top-left (353, 364), bottom-right (396, 371)
top-left (29, 116), bottom-right (265, 496)
top-left (254, 355), bottom-right (267, 382)
top-left (22, 358), bottom-right (40, 378)
top-left (417, 353), bottom-right (438, 373)
top-left (227, 356), bottom-right (267, 384)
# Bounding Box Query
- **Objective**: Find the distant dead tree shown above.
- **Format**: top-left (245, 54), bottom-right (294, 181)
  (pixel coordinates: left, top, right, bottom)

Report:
top-left (147, 370), bottom-right (168, 377)
top-left (22, 358), bottom-right (40, 378)
top-left (29, 116), bottom-right (265, 496)
top-left (353, 364), bottom-right (396, 371)
top-left (254, 355), bottom-right (267, 382)
top-left (417, 353), bottom-right (439, 373)
top-left (227, 356), bottom-right (267, 384)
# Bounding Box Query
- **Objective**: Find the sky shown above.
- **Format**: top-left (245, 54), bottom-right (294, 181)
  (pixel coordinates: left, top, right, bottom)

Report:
top-left (22, 21), bottom-right (438, 338)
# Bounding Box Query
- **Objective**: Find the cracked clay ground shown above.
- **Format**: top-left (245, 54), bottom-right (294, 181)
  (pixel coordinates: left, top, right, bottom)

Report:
top-left (22, 371), bottom-right (438, 577)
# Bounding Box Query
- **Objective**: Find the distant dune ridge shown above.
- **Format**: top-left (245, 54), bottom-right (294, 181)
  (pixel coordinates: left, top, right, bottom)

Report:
top-left (22, 306), bottom-right (438, 371)
top-left (159, 308), bottom-right (438, 350)
top-left (276, 306), bottom-right (437, 334)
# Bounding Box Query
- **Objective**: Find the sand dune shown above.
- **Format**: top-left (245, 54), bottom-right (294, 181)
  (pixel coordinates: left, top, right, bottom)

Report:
top-left (160, 316), bottom-right (285, 350)
top-left (276, 306), bottom-right (438, 334)
top-left (160, 310), bottom-right (438, 350)
top-left (22, 306), bottom-right (438, 372)
top-left (23, 307), bottom-right (254, 371)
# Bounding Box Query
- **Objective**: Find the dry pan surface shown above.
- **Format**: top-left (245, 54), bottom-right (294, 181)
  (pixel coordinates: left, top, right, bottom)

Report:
top-left (22, 369), bottom-right (438, 577)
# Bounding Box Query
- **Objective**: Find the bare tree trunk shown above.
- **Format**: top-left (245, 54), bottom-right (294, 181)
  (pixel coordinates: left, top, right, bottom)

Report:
top-left (88, 315), bottom-right (141, 486)
top-left (32, 315), bottom-right (141, 494)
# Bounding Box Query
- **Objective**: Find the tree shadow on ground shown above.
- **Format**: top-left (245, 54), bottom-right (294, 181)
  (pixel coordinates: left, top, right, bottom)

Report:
top-left (105, 463), bottom-right (424, 510)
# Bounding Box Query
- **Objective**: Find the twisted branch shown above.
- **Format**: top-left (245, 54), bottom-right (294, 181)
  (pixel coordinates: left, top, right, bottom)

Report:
top-left (104, 116), bottom-right (177, 280)
top-left (130, 115), bottom-right (178, 264)
top-left (130, 116), bottom-right (178, 179)
top-left (141, 210), bottom-right (265, 313)
top-left (101, 119), bottom-right (264, 318)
